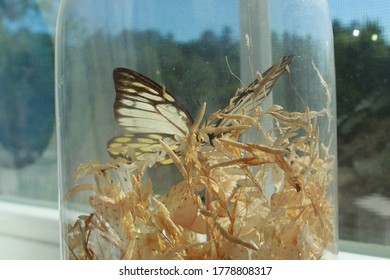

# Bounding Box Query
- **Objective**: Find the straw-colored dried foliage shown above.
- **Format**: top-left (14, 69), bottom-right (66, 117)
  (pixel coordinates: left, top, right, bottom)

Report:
top-left (65, 70), bottom-right (335, 260)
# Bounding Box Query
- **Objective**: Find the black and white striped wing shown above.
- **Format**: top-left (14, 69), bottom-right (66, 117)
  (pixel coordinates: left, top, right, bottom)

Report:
top-left (107, 68), bottom-right (193, 164)
top-left (107, 55), bottom-right (293, 164)
top-left (215, 55), bottom-right (293, 129)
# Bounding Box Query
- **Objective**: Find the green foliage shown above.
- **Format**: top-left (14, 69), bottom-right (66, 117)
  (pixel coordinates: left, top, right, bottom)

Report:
top-left (334, 20), bottom-right (390, 245)
top-left (108, 27), bottom-right (240, 118)
top-left (333, 19), bottom-right (390, 117)
top-left (0, 0), bottom-right (39, 21)
top-left (0, 25), bottom-right (54, 168)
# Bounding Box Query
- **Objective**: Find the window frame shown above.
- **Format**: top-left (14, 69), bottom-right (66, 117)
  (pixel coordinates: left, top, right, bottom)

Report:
top-left (0, 201), bottom-right (60, 259)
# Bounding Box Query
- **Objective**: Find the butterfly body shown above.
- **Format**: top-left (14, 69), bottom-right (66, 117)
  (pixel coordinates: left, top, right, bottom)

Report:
top-left (108, 55), bottom-right (294, 165)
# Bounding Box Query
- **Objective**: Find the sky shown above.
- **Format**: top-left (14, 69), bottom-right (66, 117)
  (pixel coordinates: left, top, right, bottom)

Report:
top-left (7, 0), bottom-right (390, 43)
top-left (57, 0), bottom-right (390, 43)
top-left (328, 0), bottom-right (390, 41)
top-left (130, 0), bottom-right (390, 42)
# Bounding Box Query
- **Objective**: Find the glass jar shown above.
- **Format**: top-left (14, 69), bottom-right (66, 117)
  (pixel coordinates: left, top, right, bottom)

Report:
top-left (56, 0), bottom-right (337, 259)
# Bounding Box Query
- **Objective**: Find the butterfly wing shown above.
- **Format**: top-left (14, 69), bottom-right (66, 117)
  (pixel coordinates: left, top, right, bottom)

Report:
top-left (108, 55), bottom-right (293, 164)
top-left (107, 68), bottom-right (193, 164)
top-left (107, 133), bottom-right (179, 165)
top-left (215, 55), bottom-right (294, 129)
top-left (113, 68), bottom-right (193, 135)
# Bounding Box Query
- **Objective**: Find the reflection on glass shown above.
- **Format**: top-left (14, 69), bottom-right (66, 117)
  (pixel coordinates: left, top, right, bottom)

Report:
top-left (57, 0), bottom-right (337, 259)
top-left (333, 18), bottom-right (390, 248)
top-left (0, 1), bottom-right (58, 201)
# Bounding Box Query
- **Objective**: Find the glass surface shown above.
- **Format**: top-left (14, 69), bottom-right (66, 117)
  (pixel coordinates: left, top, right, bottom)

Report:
top-left (329, 0), bottom-right (390, 250)
top-left (56, 0), bottom-right (337, 259)
top-left (0, 0), bottom-right (59, 203)
top-left (0, 0), bottom-right (387, 259)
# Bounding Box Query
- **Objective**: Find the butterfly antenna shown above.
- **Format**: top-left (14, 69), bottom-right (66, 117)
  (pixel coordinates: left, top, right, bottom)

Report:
top-left (245, 33), bottom-right (255, 80)
top-left (286, 57), bottom-right (305, 107)
top-left (246, 3), bottom-right (255, 79)
top-left (225, 56), bottom-right (243, 87)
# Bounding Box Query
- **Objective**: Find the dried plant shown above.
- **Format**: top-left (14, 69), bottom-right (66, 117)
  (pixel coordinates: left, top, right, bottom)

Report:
top-left (64, 57), bottom-right (335, 260)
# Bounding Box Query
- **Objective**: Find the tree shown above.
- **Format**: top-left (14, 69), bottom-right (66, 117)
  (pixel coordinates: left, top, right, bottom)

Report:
top-left (0, 1), bottom-right (54, 168)
top-left (333, 19), bottom-right (390, 117)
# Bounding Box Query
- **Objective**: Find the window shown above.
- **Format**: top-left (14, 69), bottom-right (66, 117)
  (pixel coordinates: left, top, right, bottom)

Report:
top-left (0, 0), bottom-right (388, 259)
top-left (0, 0), bottom-right (58, 202)
top-left (329, 0), bottom-right (390, 257)
top-left (0, 0), bottom-right (60, 260)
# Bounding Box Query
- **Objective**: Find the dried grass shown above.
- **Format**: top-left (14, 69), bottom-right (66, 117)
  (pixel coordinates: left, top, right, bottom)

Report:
top-left (64, 67), bottom-right (336, 260)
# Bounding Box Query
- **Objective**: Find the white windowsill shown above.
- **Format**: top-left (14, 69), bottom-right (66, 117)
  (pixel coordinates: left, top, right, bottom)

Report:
top-left (0, 200), bottom-right (60, 260)
top-left (0, 201), bottom-right (387, 260)
top-left (338, 252), bottom-right (386, 260)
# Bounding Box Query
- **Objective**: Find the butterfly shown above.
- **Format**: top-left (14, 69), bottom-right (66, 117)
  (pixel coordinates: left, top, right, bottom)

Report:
top-left (107, 55), bottom-right (294, 165)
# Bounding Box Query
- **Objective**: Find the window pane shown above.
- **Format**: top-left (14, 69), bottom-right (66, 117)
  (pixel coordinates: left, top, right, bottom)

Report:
top-left (329, 0), bottom-right (390, 249)
top-left (0, 0), bottom-right (59, 203)
top-left (0, 0), bottom-right (388, 257)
